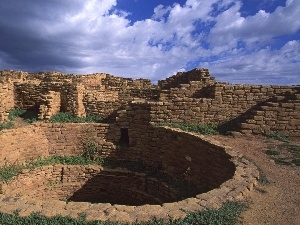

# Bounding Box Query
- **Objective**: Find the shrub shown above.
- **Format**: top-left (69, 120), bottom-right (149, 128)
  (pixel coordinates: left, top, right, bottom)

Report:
top-left (81, 137), bottom-right (100, 161)
top-left (8, 108), bottom-right (26, 121)
top-left (49, 112), bottom-right (103, 123)
top-left (273, 158), bottom-right (292, 166)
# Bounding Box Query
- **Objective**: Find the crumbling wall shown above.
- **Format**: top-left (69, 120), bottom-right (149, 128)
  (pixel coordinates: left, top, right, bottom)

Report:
top-left (239, 94), bottom-right (300, 136)
top-left (0, 69), bottom-right (299, 136)
top-left (158, 68), bottom-right (214, 89)
top-left (0, 82), bottom-right (14, 122)
top-left (150, 82), bottom-right (300, 136)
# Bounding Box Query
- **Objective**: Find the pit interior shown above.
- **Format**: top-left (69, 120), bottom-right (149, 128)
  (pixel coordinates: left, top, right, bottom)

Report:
top-left (1, 123), bottom-right (237, 207)
top-left (5, 165), bottom-right (203, 206)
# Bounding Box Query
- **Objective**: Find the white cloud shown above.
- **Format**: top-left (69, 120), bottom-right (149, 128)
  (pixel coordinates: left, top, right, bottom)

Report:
top-left (0, 0), bottom-right (299, 84)
top-left (210, 0), bottom-right (300, 47)
top-left (207, 40), bottom-right (300, 84)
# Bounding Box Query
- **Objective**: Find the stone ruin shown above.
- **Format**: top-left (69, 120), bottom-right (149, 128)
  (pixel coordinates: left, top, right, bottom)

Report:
top-left (1, 68), bottom-right (299, 136)
top-left (0, 68), bottom-right (299, 222)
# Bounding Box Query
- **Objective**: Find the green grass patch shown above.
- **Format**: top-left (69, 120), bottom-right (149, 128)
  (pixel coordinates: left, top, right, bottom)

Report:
top-left (0, 162), bottom-right (25, 182)
top-left (286, 145), bottom-right (300, 158)
top-left (157, 122), bottom-right (219, 135)
top-left (7, 108), bottom-right (26, 121)
top-left (0, 121), bottom-right (14, 131)
top-left (9, 108), bottom-right (38, 124)
top-left (291, 158), bottom-right (300, 166)
top-left (266, 132), bottom-right (289, 142)
top-left (0, 156), bottom-right (105, 182)
top-left (264, 150), bottom-right (280, 156)
top-left (273, 158), bottom-right (292, 166)
top-left (0, 201), bottom-right (247, 225)
top-left (49, 112), bottom-right (103, 123)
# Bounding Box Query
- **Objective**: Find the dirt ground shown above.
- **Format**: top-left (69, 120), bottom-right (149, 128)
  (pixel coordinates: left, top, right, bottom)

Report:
top-left (210, 134), bottom-right (300, 225)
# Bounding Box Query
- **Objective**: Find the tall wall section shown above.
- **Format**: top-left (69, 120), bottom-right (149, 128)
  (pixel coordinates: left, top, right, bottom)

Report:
top-left (0, 71), bottom-right (27, 121)
top-left (0, 68), bottom-right (299, 136)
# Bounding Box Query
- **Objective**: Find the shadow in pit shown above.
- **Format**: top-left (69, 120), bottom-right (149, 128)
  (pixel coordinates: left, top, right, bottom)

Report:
top-left (68, 171), bottom-right (166, 206)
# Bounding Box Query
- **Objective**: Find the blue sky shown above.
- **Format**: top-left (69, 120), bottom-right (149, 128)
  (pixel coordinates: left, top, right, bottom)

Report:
top-left (0, 0), bottom-right (299, 85)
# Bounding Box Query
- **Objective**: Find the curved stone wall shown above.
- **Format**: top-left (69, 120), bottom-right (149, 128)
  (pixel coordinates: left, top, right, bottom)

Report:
top-left (0, 123), bottom-right (259, 222)
top-left (2, 165), bottom-right (182, 206)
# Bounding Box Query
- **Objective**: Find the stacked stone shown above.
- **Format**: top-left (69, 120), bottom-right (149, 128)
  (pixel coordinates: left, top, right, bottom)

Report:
top-left (14, 83), bottom-right (43, 109)
top-left (0, 123), bottom-right (259, 223)
top-left (240, 94), bottom-right (300, 137)
top-left (39, 91), bottom-right (61, 120)
top-left (158, 68), bottom-right (215, 89)
top-left (0, 82), bottom-right (14, 121)
top-left (0, 124), bottom-right (49, 166)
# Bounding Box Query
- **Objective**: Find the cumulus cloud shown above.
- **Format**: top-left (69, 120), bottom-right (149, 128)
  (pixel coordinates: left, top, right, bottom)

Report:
top-left (206, 40), bottom-right (300, 84)
top-left (209, 0), bottom-right (300, 47)
top-left (0, 0), bottom-right (299, 84)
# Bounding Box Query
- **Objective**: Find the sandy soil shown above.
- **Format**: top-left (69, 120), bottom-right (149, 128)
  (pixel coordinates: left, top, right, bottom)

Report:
top-left (211, 134), bottom-right (300, 225)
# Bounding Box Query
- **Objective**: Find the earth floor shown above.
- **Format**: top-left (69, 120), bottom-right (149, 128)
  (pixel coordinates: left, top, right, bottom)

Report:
top-left (210, 134), bottom-right (300, 225)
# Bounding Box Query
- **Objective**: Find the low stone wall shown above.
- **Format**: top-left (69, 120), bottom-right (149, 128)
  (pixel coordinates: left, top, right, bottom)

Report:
top-left (0, 153), bottom-right (258, 222)
top-left (0, 122), bottom-right (259, 222)
top-left (0, 125), bottom-right (49, 166)
top-left (239, 96), bottom-right (300, 136)
top-left (1, 165), bottom-right (181, 206)
top-left (0, 123), bottom-right (117, 166)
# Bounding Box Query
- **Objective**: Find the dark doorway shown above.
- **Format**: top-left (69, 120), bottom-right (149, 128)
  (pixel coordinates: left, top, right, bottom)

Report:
top-left (119, 128), bottom-right (129, 146)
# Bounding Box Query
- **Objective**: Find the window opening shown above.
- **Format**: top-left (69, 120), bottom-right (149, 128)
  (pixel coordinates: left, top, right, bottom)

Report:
top-left (119, 128), bottom-right (129, 146)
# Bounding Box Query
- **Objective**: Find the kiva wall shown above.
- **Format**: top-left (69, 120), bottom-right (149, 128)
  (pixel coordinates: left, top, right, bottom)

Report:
top-left (1, 165), bottom-right (179, 205)
top-left (0, 119), bottom-right (235, 194)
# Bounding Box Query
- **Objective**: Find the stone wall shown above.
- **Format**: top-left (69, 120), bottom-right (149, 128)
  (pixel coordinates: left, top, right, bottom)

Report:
top-left (149, 84), bottom-right (300, 136)
top-left (158, 68), bottom-right (214, 89)
top-left (0, 119), bottom-right (236, 192)
top-left (0, 123), bottom-right (116, 166)
top-left (112, 103), bottom-right (235, 191)
top-left (0, 68), bottom-right (299, 136)
top-left (239, 94), bottom-right (300, 136)
top-left (1, 165), bottom-right (180, 206)
top-left (0, 82), bottom-right (14, 121)
top-left (0, 125), bottom-right (49, 165)
top-left (0, 122), bottom-right (259, 222)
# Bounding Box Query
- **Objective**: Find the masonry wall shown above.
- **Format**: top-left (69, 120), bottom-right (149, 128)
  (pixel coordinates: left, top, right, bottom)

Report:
top-left (0, 116), bottom-right (236, 194)
top-left (239, 95), bottom-right (300, 136)
top-left (0, 82), bottom-right (14, 122)
top-left (1, 165), bottom-right (179, 205)
top-left (113, 103), bottom-right (236, 192)
top-left (0, 125), bottom-right (49, 166)
top-left (0, 69), bottom-right (299, 136)
top-left (158, 68), bottom-right (214, 89)
top-left (0, 123), bottom-right (117, 166)
top-left (150, 83), bottom-right (300, 136)
top-left (41, 123), bottom-right (118, 157)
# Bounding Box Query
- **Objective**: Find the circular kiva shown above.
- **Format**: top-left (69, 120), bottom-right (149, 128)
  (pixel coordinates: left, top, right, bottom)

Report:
top-left (0, 126), bottom-right (259, 223)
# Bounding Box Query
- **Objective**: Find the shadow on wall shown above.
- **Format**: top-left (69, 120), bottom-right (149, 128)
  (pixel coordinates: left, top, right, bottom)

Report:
top-left (99, 102), bottom-right (236, 198)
